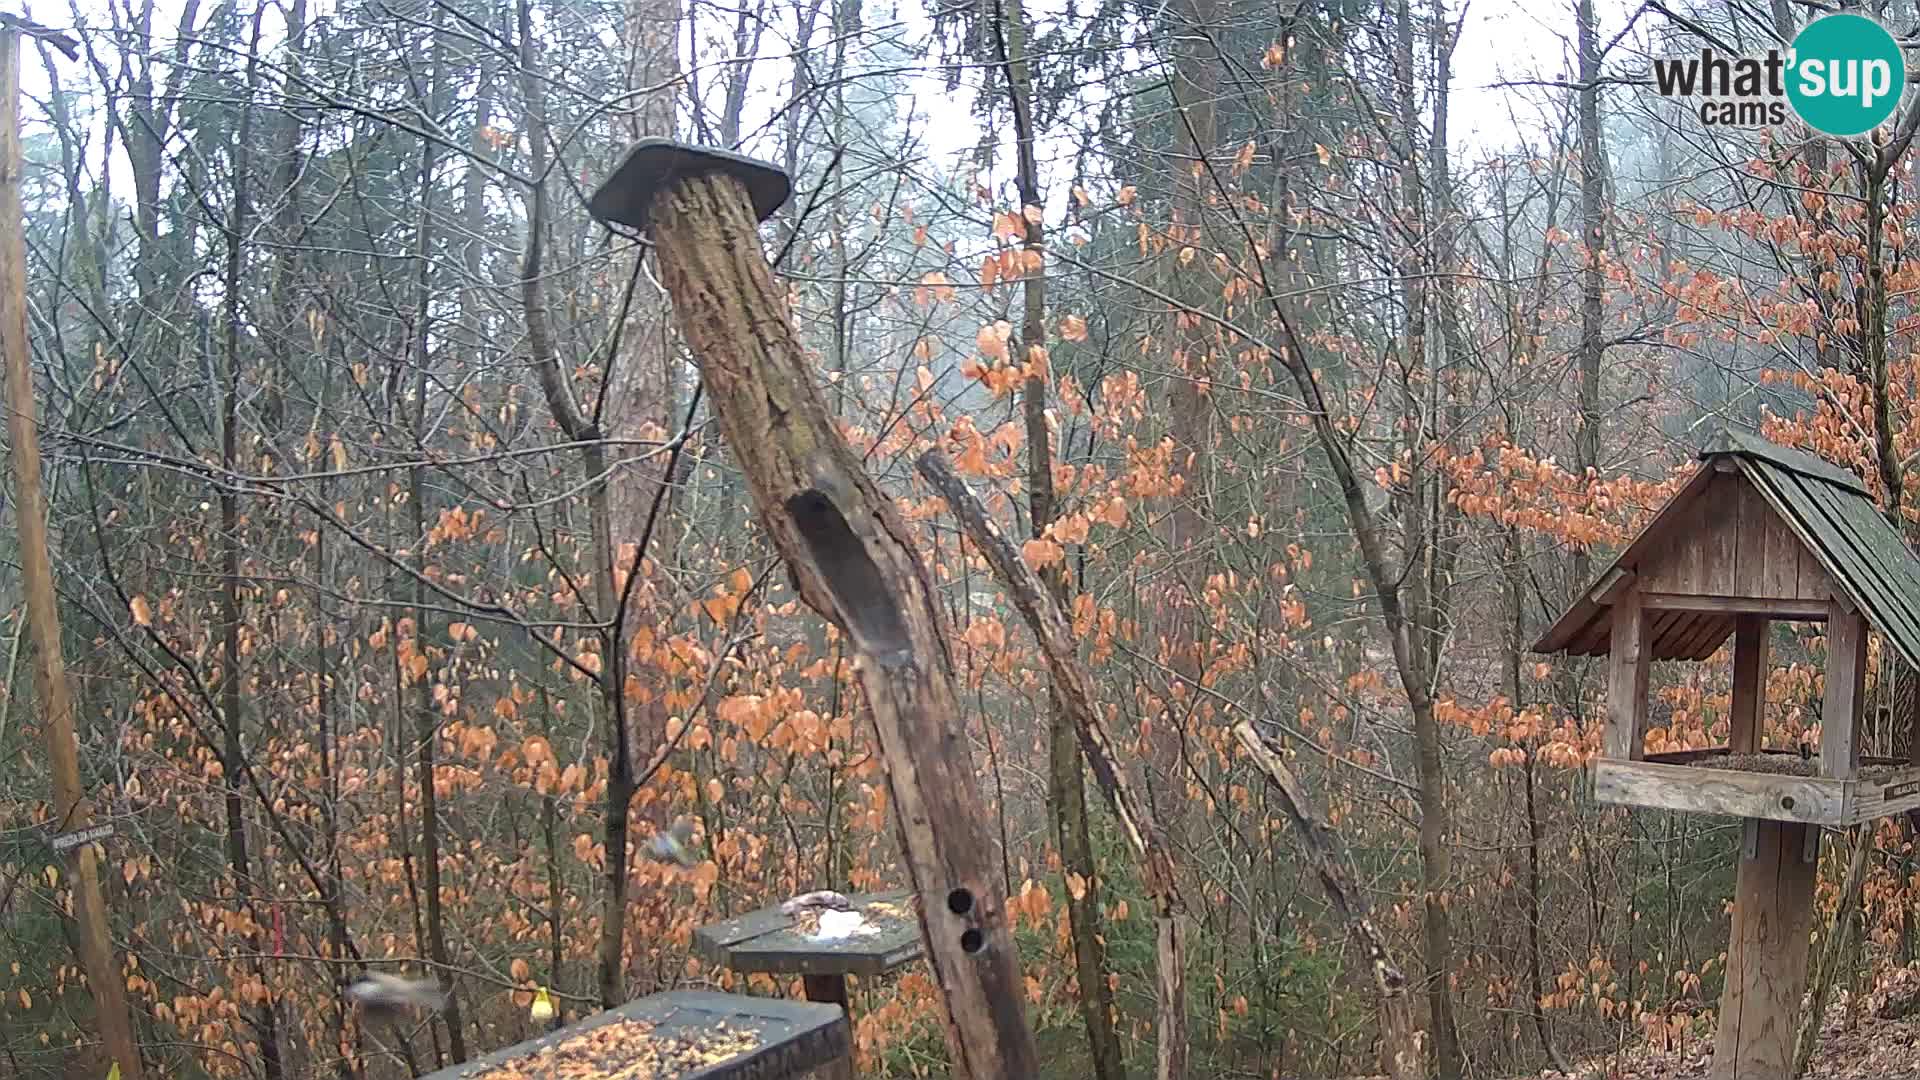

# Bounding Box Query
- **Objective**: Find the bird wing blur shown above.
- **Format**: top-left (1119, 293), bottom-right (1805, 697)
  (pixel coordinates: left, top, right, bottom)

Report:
top-left (645, 819), bottom-right (698, 866)
top-left (781, 889), bottom-right (854, 916)
top-left (346, 973), bottom-right (448, 1023)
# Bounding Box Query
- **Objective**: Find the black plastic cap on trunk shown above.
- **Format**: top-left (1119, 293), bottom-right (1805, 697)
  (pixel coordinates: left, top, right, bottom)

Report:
top-left (588, 138), bottom-right (793, 232)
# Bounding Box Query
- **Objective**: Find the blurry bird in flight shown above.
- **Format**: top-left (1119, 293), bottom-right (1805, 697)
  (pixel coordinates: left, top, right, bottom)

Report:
top-left (345, 973), bottom-right (448, 1026)
top-left (646, 819), bottom-right (698, 867)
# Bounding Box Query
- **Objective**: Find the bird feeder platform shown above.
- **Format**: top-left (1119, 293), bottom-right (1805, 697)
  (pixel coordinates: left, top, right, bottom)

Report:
top-left (694, 891), bottom-right (922, 1080)
top-left (693, 891), bottom-right (923, 985)
top-left (1535, 428), bottom-right (1920, 1080)
top-left (417, 989), bottom-right (849, 1080)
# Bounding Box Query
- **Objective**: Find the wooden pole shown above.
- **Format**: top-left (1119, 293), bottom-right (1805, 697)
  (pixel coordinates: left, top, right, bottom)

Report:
top-left (1729, 615), bottom-right (1767, 754)
top-left (0, 28), bottom-right (146, 1080)
top-left (1603, 588), bottom-right (1649, 760)
top-left (1821, 603), bottom-right (1866, 781)
top-left (1712, 819), bottom-right (1816, 1080)
top-left (594, 143), bottom-right (1038, 1078)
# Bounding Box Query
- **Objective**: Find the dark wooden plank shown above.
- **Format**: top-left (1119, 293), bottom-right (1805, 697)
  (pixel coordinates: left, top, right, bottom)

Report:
top-left (1569, 613), bottom-right (1611, 656)
top-left (1760, 487), bottom-right (1804, 600)
top-left (1646, 608), bottom-right (1691, 660)
top-left (1645, 747), bottom-right (1734, 764)
top-left (421, 990), bottom-right (850, 1080)
top-left (1642, 495), bottom-right (1708, 595)
top-left (1822, 605), bottom-right (1867, 781)
top-left (1702, 471), bottom-right (1738, 595)
top-left (1730, 615), bottom-right (1768, 753)
top-left (1685, 617), bottom-right (1736, 661)
top-left (1638, 593), bottom-right (1828, 619)
top-left (1743, 463), bottom-right (1832, 605)
top-left (1732, 475), bottom-right (1769, 597)
top-left (1748, 466), bottom-right (1881, 625)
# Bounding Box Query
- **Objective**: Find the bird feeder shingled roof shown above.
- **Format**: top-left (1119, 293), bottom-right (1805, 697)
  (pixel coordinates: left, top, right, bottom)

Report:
top-left (1533, 426), bottom-right (1920, 671)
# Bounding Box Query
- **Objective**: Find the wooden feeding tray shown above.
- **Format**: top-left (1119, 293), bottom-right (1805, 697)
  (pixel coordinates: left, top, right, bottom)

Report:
top-left (693, 891), bottom-right (923, 982)
top-left (1594, 747), bottom-right (1920, 826)
top-left (419, 990), bottom-right (849, 1080)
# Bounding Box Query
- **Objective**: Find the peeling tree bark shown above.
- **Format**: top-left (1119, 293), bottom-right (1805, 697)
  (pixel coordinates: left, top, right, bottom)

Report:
top-left (1230, 722), bottom-right (1421, 1080)
top-left (637, 168), bottom-right (1038, 1079)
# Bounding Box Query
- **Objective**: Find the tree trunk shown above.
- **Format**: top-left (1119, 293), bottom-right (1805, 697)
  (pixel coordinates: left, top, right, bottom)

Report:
top-left (0, 28), bottom-right (147, 1080)
top-left (637, 164), bottom-right (1040, 1079)
top-left (1572, 0), bottom-right (1607, 595)
top-left (516, 0), bottom-right (635, 1010)
top-left (918, 451), bottom-right (1186, 1080)
top-left (408, 11), bottom-right (466, 1058)
top-left (991, 1), bottom-right (1125, 1075)
top-left (219, 10), bottom-right (281, 1074)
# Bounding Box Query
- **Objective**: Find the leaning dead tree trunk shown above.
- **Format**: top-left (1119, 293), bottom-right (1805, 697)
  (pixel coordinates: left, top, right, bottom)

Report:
top-left (588, 140), bottom-right (1038, 1078)
top-left (917, 452), bottom-right (1188, 1080)
top-left (1232, 723), bottom-right (1423, 1080)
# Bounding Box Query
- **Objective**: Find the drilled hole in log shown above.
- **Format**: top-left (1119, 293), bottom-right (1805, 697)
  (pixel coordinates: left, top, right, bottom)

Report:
top-left (946, 888), bottom-right (973, 916)
top-left (1781, 795), bottom-right (1796, 811)
top-left (785, 487), bottom-right (912, 662)
top-left (960, 928), bottom-right (984, 954)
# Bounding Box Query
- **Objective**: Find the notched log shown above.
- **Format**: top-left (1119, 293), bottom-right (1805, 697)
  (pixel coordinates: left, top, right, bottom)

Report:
top-left (784, 485), bottom-right (912, 668)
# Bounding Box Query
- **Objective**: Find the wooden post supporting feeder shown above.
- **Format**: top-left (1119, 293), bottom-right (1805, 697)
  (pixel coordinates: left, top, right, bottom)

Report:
top-left (1535, 429), bottom-right (1920, 1080)
top-left (588, 139), bottom-right (1039, 1078)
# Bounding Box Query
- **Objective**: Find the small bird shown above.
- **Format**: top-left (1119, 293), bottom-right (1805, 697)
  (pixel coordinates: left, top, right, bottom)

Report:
top-left (646, 819), bottom-right (698, 867)
top-left (344, 973), bottom-right (448, 1026)
top-left (780, 889), bottom-right (854, 917)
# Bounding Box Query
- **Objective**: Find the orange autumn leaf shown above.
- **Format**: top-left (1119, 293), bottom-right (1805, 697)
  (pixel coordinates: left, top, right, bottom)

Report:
top-left (1061, 314), bottom-right (1088, 342)
top-left (1023, 538), bottom-right (1065, 569)
top-left (129, 595), bottom-right (152, 627)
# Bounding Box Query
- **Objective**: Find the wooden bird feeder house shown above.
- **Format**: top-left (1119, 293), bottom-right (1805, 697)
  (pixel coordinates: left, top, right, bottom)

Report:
top-left (1535, 428), bottom-right (1920, 1080)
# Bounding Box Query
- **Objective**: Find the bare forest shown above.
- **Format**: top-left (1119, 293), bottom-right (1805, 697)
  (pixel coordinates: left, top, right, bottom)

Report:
top-left (5, 0), bottom-right (1920, 1077)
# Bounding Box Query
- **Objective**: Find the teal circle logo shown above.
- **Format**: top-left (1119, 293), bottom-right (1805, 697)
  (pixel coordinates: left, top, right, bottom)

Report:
top-left (1788, 13), bottom-right (1906, 137)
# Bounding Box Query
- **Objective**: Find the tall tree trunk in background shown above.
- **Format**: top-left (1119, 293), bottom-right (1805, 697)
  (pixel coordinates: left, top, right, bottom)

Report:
top-left (993, 2), bottom-right (1125, 1076)
top-left (1391, 0), bottom-right (1460, 1074)
top-left (518, 0), bottom-right (633, 1009)
top-left (1154, 0), bottom-right (1220, 862)
top-left (607, 0), bottom-right (683, 846)
top-left (1166, 0), bottom-right (1215, 549)
top-left (1572, 0), bottom-right (1605, 594)
top-left (407, 11), bottom-right (467, 1060)
top-left (218, 8), bottom-right (281, 1076)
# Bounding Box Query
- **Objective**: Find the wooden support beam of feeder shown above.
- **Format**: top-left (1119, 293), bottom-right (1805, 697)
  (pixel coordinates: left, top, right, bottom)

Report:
top-left (1712, 819), bottom-right (1817, 1080)
top-left (1730, 615), bottom-right (1768, 754)
top-left (1823, 600), bottom-right (1867, 781)
top-left (588, 139), bottom-right (1038, 1079)
top-left (1604, 588), bottom-right (1650, 760)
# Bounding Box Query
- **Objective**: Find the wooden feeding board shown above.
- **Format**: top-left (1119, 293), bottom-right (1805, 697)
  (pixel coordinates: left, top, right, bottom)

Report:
top-left (419, 990), bottom-right (848, 1080)
top-left (1593, 748), bottom-right (1920, 825)
top-left (693, 891), bottom-right (923, 980)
